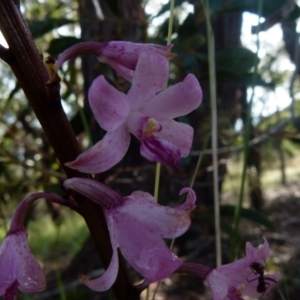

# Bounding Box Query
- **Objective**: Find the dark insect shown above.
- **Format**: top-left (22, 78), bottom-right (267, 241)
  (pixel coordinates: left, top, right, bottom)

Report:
top-left (246, 262), bottom-right (277, 298)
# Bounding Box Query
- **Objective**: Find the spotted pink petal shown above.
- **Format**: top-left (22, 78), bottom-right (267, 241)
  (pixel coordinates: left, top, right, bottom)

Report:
top-left (80, 215), bottom-right (119, 291)
top-left (183, 238), bottom-right (279, 300)
top-left (97, 42), bottom-right (175, 69)
top-left (155, 120), bottom-right (194, 157)
top-left (217, 257), bottom-right (252, 275)
top-left (111, 208), bottom-right (181, 281)
top-left (139, 74), bottom-right (202, 121)
top-left (89, 76), bottom-right (130, 132)
top-left (123, 188), bottom-right (196, 239)
top-left (0, 230), bottom-right (45, 297)
top-left (127, 52), bottom-right (169, 108)
top-left (65, 125), bottom-right (130, 173)
top-left (63, 178), bottom-right (197, 284)
top-left (242, 271), bottom-right (280, 298)
top-left (140, 135), bottom-right (181, 166)
top-left (246, 236), bottom-right (270, 264)
top-left (205, 270), bottom-right (228, 300)
top-left (101, 58), bottom-right (134, 81)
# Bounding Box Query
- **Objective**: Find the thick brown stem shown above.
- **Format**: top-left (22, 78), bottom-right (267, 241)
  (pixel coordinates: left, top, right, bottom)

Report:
top-left (0, 1), bottom-right (139, 299)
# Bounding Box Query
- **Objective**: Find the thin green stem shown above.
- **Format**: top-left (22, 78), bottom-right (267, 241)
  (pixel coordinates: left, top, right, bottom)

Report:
top-left (202, 0), bottom-right (221, 267)
top-left (167, 0), bottom-right (175, 45)
top-left (153, 163), bottom-right (161, 201)
top-left (153, 0), bottom-right (174, 203)
top-left (232, 0), bottom-right (263, 259)
top-left (189, 133), bottom-right (210, 188)
top-left (150, 1), bottom-right (175, 299)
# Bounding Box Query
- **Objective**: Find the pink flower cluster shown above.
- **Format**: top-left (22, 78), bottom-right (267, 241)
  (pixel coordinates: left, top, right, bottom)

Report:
top-left (0, 41), bottom-right (280, 300)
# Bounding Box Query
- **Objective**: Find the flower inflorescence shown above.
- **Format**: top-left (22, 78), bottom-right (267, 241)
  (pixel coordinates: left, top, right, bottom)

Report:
top-left (0, 41), bottom-right (279, 300)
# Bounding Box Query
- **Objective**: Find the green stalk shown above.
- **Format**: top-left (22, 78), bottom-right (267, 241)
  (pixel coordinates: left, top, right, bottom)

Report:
top-left (150, 2), bottom-right (175, 299)
top-left (167, 0), bottom-right (175, 45)
top-left (189, 133), bottom-right (210, 188)
top-left (231, 0), bottom-right (262, 259)
top-left (153, 0), bottom-right (175, 203)
top-left (201, 0), bottom-right (221, 267)
top-left (153, 163), bottom-right (161, 201)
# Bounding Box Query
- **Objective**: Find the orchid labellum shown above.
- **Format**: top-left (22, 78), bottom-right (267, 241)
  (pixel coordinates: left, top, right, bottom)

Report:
top-left (63, 177), bottom-right (196, 291)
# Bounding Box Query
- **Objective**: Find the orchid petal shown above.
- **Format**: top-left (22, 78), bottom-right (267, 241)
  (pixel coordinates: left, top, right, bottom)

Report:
top-left (242, 272), bottom-right (280, 298)
top-left (246, 237), bottom-right (270, 264)
top-left (89, 76), bottom-right (130, 132)
top-left (0, 230), bottom-right (45, 295)
top-left (101, 59), bottom-right (134, 81)
top-left (127, 116), bottom-right (194, 158)
top-left (205, 270), bottom-right (228, 300)
top-left (155, 120), bottom-right (194, 157)
top-left (112, 210), bottom-right (181, 281)
top-left (80, 215), bottom-right (119, 291)
top-left (140, 74), bottom-right (202, 120)
top-left (255, 236), bottom-right (270, 263)
top-left (245, 242), bottom-right (255, 260)
top-left (119, 188), bottom-right (196, 239)
top-left (63, 178), bottom-right (191, 283)
top-left (65, 126), bottom-right (130, 173)
top-left (97, 42), bottom-right (175, 70)
top-left (217, 257), bottom-right (252, 276)
top-left (140, 135), bottom-right (180, 166)
top-left (125, 111), bottom-right (147, 138)
top-left (129, 190), bottom-right (155, 202)
top-left (127, 52), bottom-right (169, 108)
top-left (189, 237), bottom-right (279, 300)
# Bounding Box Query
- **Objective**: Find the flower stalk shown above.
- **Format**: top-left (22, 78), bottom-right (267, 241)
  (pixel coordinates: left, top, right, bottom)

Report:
top-left (0, 1), bottom-right (136, 298)
top-left (201, 0), bottom-right (221, 267)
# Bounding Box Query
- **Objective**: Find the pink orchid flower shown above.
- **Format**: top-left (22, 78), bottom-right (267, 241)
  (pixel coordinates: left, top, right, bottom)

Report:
top-left (65, 51), bottom-right (202, 173)
top-left (56, 41), bottom-right (175, 81)
top-left (239, 237), bottom-right (280, 298)
top-left (0, 192), bottom-right (77, 299)
top-left (63, 177), bottom-right (196, 291)
top-left (179, 237), bottom-right (280, 300)
top-left (0, 230), bottom-right (45, 300)
top-left (204, 237), bottom-right (280, 300)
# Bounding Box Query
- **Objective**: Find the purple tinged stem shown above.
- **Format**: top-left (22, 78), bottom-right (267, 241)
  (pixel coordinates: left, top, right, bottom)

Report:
top-left (177, 262), bottom-right (213, 280)
top-left (56, 41), bottom-right (175, 68)
top-left (63, 178), bottom-right (124, 210)
top-left (56, 42), bottom-right (104, 67)
top-left (8, 192), bottom-right (79, 233)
